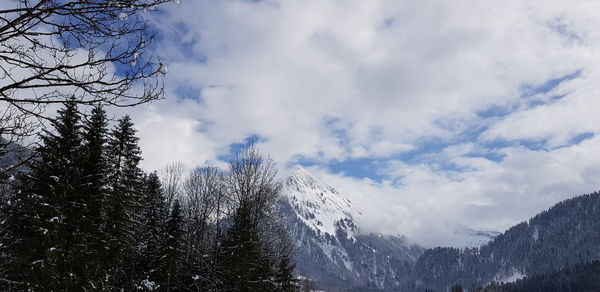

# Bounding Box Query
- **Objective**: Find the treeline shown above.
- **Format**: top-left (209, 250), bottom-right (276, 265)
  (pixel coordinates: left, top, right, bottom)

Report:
top-left (0, 101), bottom-right (297, 291)
top-left (476, 260), bottom-right (600, 292)
top-left (410, 191), bottom-right (600, 291)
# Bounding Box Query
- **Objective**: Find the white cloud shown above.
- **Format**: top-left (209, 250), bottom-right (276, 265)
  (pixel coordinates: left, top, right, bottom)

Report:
top-left (312, 136), bottom-right (600, 247)
top-left (133, 0), bottom-right (600, 246)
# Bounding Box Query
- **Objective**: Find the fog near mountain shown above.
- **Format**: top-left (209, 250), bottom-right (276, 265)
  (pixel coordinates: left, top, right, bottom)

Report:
top-left (451, 225), bottom-right (501, 249)
top-left (294, 166), bottom-right (507, 248)
top-left (134, 0), bottom-right (600, 254)
top-left (411, 190), bottom-right (600, 291)
top-left (279, 167), bottom-right (500, 290)
top-left (279, 167), bottom-right (600, 291)
top-left (279, 167), bottom-right (423, 290)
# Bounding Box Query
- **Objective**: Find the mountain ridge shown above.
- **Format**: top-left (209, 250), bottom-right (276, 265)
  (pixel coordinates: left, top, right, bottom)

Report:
top-left (280, 166), bottom-right (423, 291)
top-left (411, 191), bottom-right (600, 291)
top-left (281, 167), bottom-right (600, 291)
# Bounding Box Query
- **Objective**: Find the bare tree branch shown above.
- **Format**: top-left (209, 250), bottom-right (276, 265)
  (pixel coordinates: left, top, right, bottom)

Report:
top-left (0, 0), bottom-right (172, 176)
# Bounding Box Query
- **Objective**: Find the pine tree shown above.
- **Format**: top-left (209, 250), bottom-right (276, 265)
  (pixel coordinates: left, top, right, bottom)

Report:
top-left (0, 100), bottom-right (90, 291)
top-left (274, 256), bottom-right (299, 291)
top-left (137, 171), bottom-right (167, 289)
top-left (161, 198), bottom-right (184, 292)
top-left (452, 283), bottom-right (465, 292)
top-left (0, 171), bottom-right (55, 291)
top-left (80, 105), bottom-right (111, 288)
top-left (105, 115), bottom-right (144, 289)
top-left (218, 202), bottom-right (275, 291)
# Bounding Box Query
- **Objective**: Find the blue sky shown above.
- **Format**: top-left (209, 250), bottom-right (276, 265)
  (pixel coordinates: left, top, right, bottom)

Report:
top-left (124, 0), bottom-right (600, 246)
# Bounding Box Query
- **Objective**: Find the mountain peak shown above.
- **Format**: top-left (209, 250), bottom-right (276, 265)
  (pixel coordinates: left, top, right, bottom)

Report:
top-left (284, 166), bottom-right (355, 237)
top-left (288, 166), bottom-right (337, 193)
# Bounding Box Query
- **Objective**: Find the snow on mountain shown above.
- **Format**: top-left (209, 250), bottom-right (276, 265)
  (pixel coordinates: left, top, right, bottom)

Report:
top-left (495, 269), bottom-right (525, 283)
top-left (283, 166), bottom-right (357, 238)
top-left (450, 224), bottom-right (501, 248)
top-left (280, 166), bottom-right (424, 291)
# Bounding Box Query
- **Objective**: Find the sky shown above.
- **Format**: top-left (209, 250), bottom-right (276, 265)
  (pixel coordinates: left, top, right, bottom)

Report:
top-left (123, 0), bottom-right (600, 246)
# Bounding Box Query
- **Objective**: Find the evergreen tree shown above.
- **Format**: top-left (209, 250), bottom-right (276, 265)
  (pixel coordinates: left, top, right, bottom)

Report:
top-left (1, 132), bottom-right (299, 291)
top-left (137, 171), bottom-right (167, 289)
top-left (218, 202), bottom-right (275, 291)
top-left (274, 256), bottom-right (299, 291)
top-left (105, 115), bottom-right (144, 288)
top-left (161, 198), bottom-right (184, 292)
top-left (452, 283), bottom-right (465, 292)
top-left (80, 105), bottom-right (111, 288)
top-left (0, 171), bottom-right (55, 291)
top-left (0, 100), bottom-right (90, 291)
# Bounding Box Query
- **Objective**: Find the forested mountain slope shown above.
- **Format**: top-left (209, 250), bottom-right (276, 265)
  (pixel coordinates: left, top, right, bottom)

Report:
top-left (477, 260), bottom-right (600, 292)
top-left (410, 191), bottom-right (600, 291)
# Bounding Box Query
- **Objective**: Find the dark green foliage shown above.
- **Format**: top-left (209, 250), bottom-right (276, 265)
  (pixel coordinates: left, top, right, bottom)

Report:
top-left (136, 172), bottom-right (167, 287)
top-left (274, 256), bottom-right (299, 291)
top-left (412, 191), bottom-right (600, 291)
top-left (0, 100), bottom-right (98, 290)
top-left (35, 101), bottom-right (86, 290)
top-left (218, 202), bottom-right (276, 291)
top-left (160, 198), bottom-right (184, 291)
top-left (477, 260), bottom-right (600, 292)
top-left (81, 105), bottom-right (111, 288)
top-left (0, 112), bottom-right (298, 291)
top-left (0, 172), bottom-right (55, 291)
top-left (105, 115), bottom-right (144, 288)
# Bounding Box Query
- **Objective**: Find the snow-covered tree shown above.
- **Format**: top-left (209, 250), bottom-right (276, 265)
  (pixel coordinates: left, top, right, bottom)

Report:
top-left (218, 200), bottom-right (275, 291)
top-left (136, 171), bottom-right (167, 288)
top-left (1, 125), bottom-right (299, 291)
top-left (105, 115), bottom-right (144, 288)
top-left (80, 105), bottom-right (112, 288)
top-left (0, 100), bottom-right (95, 290)
top-left (160, 198), bottom-right (184, 292)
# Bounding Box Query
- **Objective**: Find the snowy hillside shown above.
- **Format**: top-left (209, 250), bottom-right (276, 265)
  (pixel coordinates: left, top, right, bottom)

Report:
top-left (450, 224), bottom-right (501, 248)
top-left (284, 166), bottom-right (357, 238)
top-left (280, 166), bottom-right (423, 291)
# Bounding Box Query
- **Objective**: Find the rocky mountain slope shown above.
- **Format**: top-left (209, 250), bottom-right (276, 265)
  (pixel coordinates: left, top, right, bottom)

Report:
top-left (279, 167), bottom-right (423, 291)
top-left (279, 167), bottom-right (600, 291)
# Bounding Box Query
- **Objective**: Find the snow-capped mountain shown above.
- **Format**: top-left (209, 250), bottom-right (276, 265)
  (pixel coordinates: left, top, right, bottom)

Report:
top-left (450, 224), bottom-right (501, 248)
top-left (284, 166), bottom-right (357, 238)
top-left (280, 168), bottom-right (600, 291)
top-left (280, 167), bottom-right (423, 291)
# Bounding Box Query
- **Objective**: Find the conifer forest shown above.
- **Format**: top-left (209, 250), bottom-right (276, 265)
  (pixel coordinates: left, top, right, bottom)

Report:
top-left (2, 0), bottom-right (600, 291)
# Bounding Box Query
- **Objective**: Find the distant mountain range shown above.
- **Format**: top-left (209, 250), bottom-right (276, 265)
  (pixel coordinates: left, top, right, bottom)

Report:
top-left (280, 167), bottom-right (600, 291)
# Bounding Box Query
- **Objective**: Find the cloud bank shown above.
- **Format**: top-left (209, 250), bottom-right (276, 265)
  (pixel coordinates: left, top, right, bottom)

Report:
top-left (126, 0), bottom-right (600, 246)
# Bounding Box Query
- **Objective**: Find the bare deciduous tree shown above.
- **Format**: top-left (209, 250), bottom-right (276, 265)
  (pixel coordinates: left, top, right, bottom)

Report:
top-left (226, 144), bottom-right (282, 229)
top-left (0, 0), bottom-right (171, 174)
top-left (217, 144), bottom-right (297, 290)
top-left (0, 0), bottom-right (169, 107)
top-left (161, 161), bottom-right (184, 211)
top-left (181, 165), bottom-right (225, 289)
top-left (157, 146), bottom-right (298, 290)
